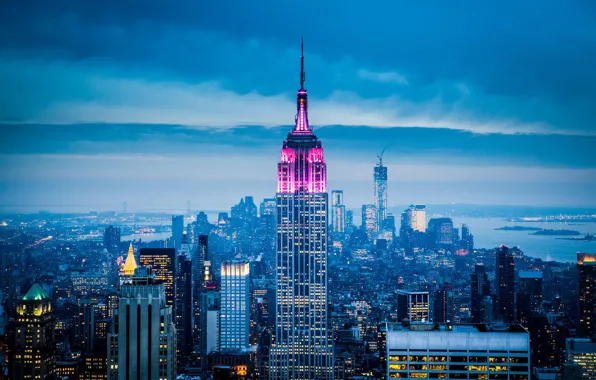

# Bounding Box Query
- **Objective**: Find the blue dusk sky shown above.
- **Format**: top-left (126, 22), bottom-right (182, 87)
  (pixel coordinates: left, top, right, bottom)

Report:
top-left (1, 1), bottom-right (595, 213)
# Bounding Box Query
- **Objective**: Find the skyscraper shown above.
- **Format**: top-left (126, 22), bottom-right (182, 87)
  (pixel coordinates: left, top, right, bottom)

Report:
top-left (331, 190), bottom-right (346, 233)
top-left (345, 209), bottom-right (354, 229)
top-left (175, 252), bottom-right (193, 358)
top-left (362, 204), bottom-right (377, 242)
top-left (12, 284), bottom-right (55, 380)
top-left (171, 215), bottom-right (184, 251)
top-left (194, 235), bottom-right (208, 350)
top-left (470, 263), bottom-right (491, 323)
top-left (433, 287), bottom-right (448, 323)
top-left (260, 198), bottom-right (277, 217)
top-left (396, 290), bottom-right (430, 323)
top-left (427, 217), bottom-right (454, 249)
top-left (270, 41), bottom-right (333, 379)
top-left (460, 224), bottom-right (474, 252)
top-left (566, 338), bottom-right (596, 378)
top-left (373, 154), bottom-right (388, 232)
top-left (139, 248), bottom-right (176, 313)
top-left (200, 253), bottom-right (220, 365)
top-left (578, 253), bottom-right (596, 338)
top-left (404, 205), bottom-right (426, 232)
top-left (259, 198), bottom-right (277, 258)
top-left (385, 323), bottom-right (530, 380)
top-left (496, 245), bottom-right (515, 323)
top-left (73, 301), bottom-right (95, 354)
top-left (220, 261), bottom-right (250, 350)
top-left (517, 271), bottom-right (543, 323)
top-left (110, 267), bottom-right (176, 380)
top-left (103, 225), bottom-right (121, 254)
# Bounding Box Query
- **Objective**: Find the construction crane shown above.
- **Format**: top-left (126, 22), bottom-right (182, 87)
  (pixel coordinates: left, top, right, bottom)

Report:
top-left (377, 148), bottom-right (387, 166)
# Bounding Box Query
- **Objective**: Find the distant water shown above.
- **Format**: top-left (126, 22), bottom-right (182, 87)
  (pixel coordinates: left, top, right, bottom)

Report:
top-left (454, 217), bottom-right (596, 263)
top-left (121, 232), bottom-right (172, 242)
top-left (118, 215), bottom-right (596, 263)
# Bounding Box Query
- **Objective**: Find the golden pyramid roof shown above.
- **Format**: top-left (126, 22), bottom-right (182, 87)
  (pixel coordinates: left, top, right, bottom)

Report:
top-left (122, 243), bottom-right (138, 276)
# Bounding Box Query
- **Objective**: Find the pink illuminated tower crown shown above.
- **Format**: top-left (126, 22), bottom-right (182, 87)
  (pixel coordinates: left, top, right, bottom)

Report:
top-left (277, 39), bottom-right (327, 194)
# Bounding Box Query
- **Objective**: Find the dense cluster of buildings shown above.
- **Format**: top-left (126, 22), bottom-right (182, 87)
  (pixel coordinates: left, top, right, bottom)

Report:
top-left (0, 45), bottom-right (595, 380)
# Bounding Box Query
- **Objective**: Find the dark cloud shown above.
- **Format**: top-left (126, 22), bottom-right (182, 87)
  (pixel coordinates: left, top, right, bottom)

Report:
top-left (1, 1), bottom-right (595, 133)
top-left (1, 1), bottom-right (595, 209)
top-left (2, 123), bottom-right (596, 170)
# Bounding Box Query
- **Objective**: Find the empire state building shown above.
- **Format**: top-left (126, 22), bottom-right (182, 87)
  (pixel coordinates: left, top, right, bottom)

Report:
top-left (269, 41), bottom-right (334, 379)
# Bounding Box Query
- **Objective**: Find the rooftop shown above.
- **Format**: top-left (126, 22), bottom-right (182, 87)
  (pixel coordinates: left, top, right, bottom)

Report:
top-left (386, 323), bottom-right (530, 352)
top-left (396, 290), bottom-right (429, 295)
top-left (519, 271), bottom-right (543, 279)
top-left (387, 322), bottom-right (528, 334)
top-left (578, 253), bottom-right (596, 265)
top-left (22, 283), bottom-right (49, 301)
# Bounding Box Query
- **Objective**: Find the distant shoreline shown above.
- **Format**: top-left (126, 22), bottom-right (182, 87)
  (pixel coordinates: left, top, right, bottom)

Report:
top-left (495, 226), bottom-right (542, 231)
top-left (530, 229), bottom-right (581, 236)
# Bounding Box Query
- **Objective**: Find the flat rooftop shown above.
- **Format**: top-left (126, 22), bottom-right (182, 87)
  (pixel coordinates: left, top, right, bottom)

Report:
top-left (386, 323), bottom-right (530, 352)
top-left (519, 271), bottom-right (543, 279)
top-left (387, 322), bottom-right (528, 334)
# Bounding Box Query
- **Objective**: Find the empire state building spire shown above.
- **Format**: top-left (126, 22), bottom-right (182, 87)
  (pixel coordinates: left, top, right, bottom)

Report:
top-left (292, 38), bottom-right (312, 135)
top-left (300, 37), bottom-right (305, 90)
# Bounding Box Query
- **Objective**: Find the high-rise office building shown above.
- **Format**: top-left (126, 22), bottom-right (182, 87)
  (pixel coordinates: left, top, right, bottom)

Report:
top-left (460, 224), bottom-right (474, 252)
top-left (396, 290), bottom-right (430, 323)
top-left (578, 253), bottom-right (596, 338)
top-left (331, 190), bottom-right (346, 233)
top-left (427, 217), bottom-right (454, 249)
top-left (362, 204), bottom-right (377, 242)
top-left (433, 288), bottom-right (448, 323)
top-left (385, 323), bottom-right (530, 380)
top-left (470, 263), bottom-right (491, 323)
top-left (220, 261), bottom-right (251, 350)
top-left (383, 213), bottom-right (396, 234)
top-left (373, 156), bottom-right (387, 232)
top-left (517, 271), bottom-right (543, 323)
top-left (496, 245), bottom-right (515, 323)
top-left (200, 257), bottom-right (220, 364)
top-left (73, 301), bottom-right (96, 354)
top-left (109, 267), bottom-right (176, 380)
top-left (346, 209), bottom-right (354, 229)
top-left (260, 198), bottom-right (277, 217)
top-left (194, 235), bottom-right (208, 350)
top-left (139, 248), bottom-right (176, 314)
top-left (171, 215), bottom-right (184, 251)
top-left (175, 253), bottom-right (193, 358)
top-left (194, 212), bottom-right (211, 239)
top-left (270, 41), bottom-right (333, 379)
top-left (259, 203), bottom-right (277, 258)
top-left (179, 231), bottom-right (191, 257)
top-left (405, 205), bottom-right (426, 232)
top-left (566, 338), bottom-right (596, 379)
top-left (12, 284), bottom-right (55, 380)
top-left (103, 225), bottom-right (121, 254)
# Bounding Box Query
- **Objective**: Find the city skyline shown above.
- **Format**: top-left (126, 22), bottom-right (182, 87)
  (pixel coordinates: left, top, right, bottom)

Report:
top-left (1, 1), bottom-right (595, 211)
top-left (2, 2), bottom-right (596, 379)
